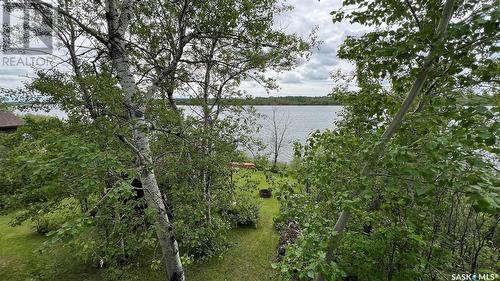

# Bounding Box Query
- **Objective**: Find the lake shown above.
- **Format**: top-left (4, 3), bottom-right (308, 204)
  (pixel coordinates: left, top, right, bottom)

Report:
top-left (15, 105), bottom-right (344, 163)
top-left (251, 106), bottom-right (343, 162)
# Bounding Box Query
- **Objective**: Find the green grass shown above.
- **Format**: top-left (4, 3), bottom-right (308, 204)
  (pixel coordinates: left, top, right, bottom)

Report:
top-left (0, 213), bottom-right (100, 281)
top-left (186, 197), bottom-right (281, 281)
top-left (0, 170), bottom-right (285, 281)
top-left (0, 213), bottom-right (45, 280)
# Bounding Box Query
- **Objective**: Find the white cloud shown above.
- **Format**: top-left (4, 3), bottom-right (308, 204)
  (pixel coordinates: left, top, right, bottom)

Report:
top-left (243, 0), bottom-right (367, 97)
top-left (279, 72), bottom-right (303, 84)
top-left (241, 79), bottom-right (335, 97)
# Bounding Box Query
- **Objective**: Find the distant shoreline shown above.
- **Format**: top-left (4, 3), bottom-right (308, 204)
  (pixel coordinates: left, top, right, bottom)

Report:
top-left (5, 96), bottom-right (342, 107)
top-left (177, 96), bottom-right (342, 106)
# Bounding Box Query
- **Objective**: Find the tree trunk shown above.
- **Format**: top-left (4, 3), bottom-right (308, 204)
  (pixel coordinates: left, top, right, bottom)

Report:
top-left (114, 42), bottom-right (186, 281)
top-left (271, 107), bottom-right (280, 170)
top-left (140, 168), bottom-right (185, 281)
top-left (114, 37), bottom-right (186, 281)
top-left (316, 1), bottom-right (456, 280)
top-left (105, 1), bottom-right (185, 280)
top-left (35, 0), bottom-right (186, 279)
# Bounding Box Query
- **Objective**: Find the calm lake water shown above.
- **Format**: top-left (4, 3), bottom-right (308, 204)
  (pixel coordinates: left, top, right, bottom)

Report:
top-left (15, 105), bottom-right (344, 163)
top-left (252, 106), bottom-right (343, 162)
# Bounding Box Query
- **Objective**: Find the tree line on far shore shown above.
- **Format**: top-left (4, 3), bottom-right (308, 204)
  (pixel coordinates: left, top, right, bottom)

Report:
top-left (5, 96), bottom-right (341, 108)
top-left (176, 96), bottom-right (342, 106)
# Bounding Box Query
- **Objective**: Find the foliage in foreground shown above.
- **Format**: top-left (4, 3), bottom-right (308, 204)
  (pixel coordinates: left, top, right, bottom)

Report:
top-left (1, 0), bottom-right (311, 278)
top-left (275, 0), bottom-right (499, 280)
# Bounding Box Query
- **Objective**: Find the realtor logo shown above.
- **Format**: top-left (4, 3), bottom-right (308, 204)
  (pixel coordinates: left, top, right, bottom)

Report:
top-left (1, 0), bottom-right (53, 55)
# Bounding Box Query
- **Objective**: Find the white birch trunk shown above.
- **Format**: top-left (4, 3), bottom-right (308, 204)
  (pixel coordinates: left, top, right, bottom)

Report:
top-left (105, 1), bottom-right (185, 280)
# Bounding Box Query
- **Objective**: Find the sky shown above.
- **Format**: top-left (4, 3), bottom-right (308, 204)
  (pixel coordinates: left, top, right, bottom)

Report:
top-left (0, 0), bottom-right (367, 98)
top-left (243, 0), bottom-right (367, 97)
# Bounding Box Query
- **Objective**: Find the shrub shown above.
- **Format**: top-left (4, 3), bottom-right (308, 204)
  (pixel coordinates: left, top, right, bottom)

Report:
top-left (222, 194), bottom-right (260, 227)
top-left (253, 155), bottom-right (271, 170)
top-left (33, 207), bottom-right (76, 235)
top-left (175, 214), bottom-right (231, 260)
top-left (35, 216), bottom-right (60, 235)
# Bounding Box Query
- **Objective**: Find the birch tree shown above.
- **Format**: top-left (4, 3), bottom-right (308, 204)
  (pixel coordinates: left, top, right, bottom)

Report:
top-left (30, 1), bottom-right (189, 279)
top-left (10, 1), bottom-right (312, 279)
top-left (159, 0), bottom-right (312, 223)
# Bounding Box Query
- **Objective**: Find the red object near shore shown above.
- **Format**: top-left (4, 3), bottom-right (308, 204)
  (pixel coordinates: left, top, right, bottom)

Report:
top-left (229, 162), bottom-right (256, 169)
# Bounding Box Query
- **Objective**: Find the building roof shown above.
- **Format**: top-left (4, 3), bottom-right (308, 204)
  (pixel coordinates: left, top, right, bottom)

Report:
top-left (0, 111), bottom-right (24, 129)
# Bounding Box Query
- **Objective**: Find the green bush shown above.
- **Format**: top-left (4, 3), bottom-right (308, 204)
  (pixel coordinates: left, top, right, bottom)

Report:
top-left (34, 208), bottom-right (74, 234)
top-left (175, 214), bottom-right (231, 260)
top-left (222, 194), bottom-right (260, 227)
top-left (253, 155), bottom-right (270, 171)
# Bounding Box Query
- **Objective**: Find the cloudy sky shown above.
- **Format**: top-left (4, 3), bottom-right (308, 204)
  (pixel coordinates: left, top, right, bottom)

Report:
top-left (243, 0), bottom-right (367, 97)
top-left (0, 0), bottom-right (367, 97)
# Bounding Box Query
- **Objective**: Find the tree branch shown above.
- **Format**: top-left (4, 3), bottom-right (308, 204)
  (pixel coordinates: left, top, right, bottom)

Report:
top-left (404, 0), bottom-right (422, 31)
top-left (31, 1), bottom-right (108, 45)
top-left (316, 0), bottom-right (457, 279)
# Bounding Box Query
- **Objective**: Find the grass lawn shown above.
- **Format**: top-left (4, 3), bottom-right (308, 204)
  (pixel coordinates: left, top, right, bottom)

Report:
top-left (186, 198), bottom-right (281, 281)
top-left (0, 170), bottom-right (285, 281)
top-left (0, 213), bottom-right (100, 281)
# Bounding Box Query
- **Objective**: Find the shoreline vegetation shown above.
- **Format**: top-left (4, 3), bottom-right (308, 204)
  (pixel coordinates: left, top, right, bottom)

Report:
top-left (5, 96), bottom-right (342, 107)
top-left (176, 96), bottom-right (342, 106)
